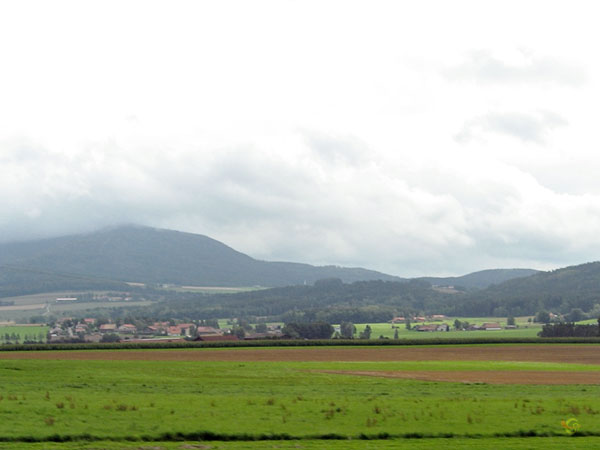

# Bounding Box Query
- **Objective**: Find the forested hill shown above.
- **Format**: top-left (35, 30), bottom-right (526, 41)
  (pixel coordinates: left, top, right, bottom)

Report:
top-left (120, 278), bottom-right (450, 323)
top-left (452, 262), bottom-right (600, 317)
top-left (0, 225), bottom-right (401, 292)
top-left (420, 268), bottom-right (540, 290)
top-left (120, 263), bottom-right (600, 322)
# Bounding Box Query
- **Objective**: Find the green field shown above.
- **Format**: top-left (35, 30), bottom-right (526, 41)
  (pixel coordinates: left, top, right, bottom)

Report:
top-left (7, 437), bottom-right (600, 449)
top-left (1, 345), bottom-right (599, 449)
top-left (0, 325), bottom-right (48, 344)
top-left (358, 319), bottom-right (543, 340)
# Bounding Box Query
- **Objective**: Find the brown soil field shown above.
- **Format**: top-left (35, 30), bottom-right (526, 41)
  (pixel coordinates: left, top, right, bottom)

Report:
top-left (1, 344), bottom-right (600, 364)
top-left (319, 370), bottom-right (600, 385)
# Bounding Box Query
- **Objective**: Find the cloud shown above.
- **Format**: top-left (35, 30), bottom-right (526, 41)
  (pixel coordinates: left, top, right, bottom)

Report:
top-left (301, 130), bottom-right (370, 167)
top-left (455, 111), bottom-right (568, 144)
top-left (443, 49), bottom-right (585, 86)
top-left (3, 133), bottom-right (600, 277)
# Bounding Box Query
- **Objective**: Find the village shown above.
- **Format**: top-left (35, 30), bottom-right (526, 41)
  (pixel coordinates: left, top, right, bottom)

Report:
top-left (46, 318), bottom-right (284, 343)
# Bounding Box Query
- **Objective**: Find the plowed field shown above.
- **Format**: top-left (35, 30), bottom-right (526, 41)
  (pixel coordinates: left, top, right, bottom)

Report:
top-left (1, 344), bottom-right (600, 364)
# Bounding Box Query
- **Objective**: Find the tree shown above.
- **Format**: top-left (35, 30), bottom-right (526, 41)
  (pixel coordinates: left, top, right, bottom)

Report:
top-left (359, 325), bottom-right (372, 340)
top-left (566, 308), bottom-right (585, 322)
top-left (507, 316), bottom-right (516, 326)
top-left (100, 333), bottom-right (120, 343)
top-left (535, 310), bottom-right (551, 324)
top-left (393, 328), bottom-right (399, 339)
top-left (405, 318), bottom-right (411, 330)
top-left (255, 323), bottom-right (268, 333)
top-left (282, 322), bottom-right (334, 339)
top-left (232, 327), bottom-right (246, 339)
top-left (454, 319), bottom-right (462, 330)
top-left (340, 321), bottom-right (356, 339)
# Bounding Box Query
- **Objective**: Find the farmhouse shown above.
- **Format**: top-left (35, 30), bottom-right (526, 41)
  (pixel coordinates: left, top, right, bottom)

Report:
top-left (414, 324), bottom-right (449, 332)
top-left (74, 324), bottom-right (88, 334)
top-left (391, 316), bottom-right (406, 324)
top-left (99, 324), bottom-right (117, 333)
top-left (118, 324), bottom-right (137, 334)
top-left (481, 322), bottom-right (502, 331)
top-left (196, 326), bottom-right (222, 335)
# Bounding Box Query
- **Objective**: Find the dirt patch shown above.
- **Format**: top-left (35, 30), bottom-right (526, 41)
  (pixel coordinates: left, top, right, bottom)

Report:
top-left (1, 345), bottom-right (600, 364)
top-left (319, 370), bottom-right (600, 385)
top-left (0, 345), bottom-right (593, 363)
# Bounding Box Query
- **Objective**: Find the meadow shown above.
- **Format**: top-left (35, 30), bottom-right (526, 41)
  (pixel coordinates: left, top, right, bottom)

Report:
top-left (346, 316), bottom-right (543, 340)
top-left (0, 325), bottom-right (48, 344)
top-left (0, 344), bottom-right (599, 449)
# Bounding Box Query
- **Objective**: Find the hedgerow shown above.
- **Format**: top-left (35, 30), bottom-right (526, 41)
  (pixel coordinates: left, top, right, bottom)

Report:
top-left (2, 336), bottom-right (600, 352)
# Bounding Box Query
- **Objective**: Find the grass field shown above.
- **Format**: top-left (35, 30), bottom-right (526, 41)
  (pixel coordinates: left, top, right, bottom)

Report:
top-left (0, 325), bottom-right (48, 344)
top-left (1, 344), bottom-right (599, 449)
top-left (7, 437), bottom-right (600, 449)
top-left (351, 316), bottom-right (543, 340)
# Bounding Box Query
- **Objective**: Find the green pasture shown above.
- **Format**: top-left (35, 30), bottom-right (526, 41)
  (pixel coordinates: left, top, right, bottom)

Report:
top-left (1, 346), bottom-right (599, 447)
top-left (354, 318), bottom-right (543, 340)
top-left (0, 325), bottom-right (48, 343)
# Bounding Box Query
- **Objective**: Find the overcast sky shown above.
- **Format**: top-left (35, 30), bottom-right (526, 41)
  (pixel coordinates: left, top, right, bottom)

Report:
top-left (1, 1), bottom-right (599, 277)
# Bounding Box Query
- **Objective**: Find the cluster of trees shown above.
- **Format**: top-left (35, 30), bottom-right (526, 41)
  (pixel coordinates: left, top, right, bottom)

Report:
top-left (281, 322), bottom-right (334, 339)
top-left (539, 321), bottom-right (600, 337)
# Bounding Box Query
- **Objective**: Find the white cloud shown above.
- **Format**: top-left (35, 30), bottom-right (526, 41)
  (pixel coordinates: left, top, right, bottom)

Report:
top-left (443, 49), bottom-right (586, 86)
top-left (456, 111), bottom-right (568, 144)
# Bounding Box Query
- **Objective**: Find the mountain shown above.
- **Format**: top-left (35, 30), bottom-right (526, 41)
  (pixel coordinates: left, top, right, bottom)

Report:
top-left (419, 268), bottom-right (540, 290)
top-left (0, 225), bottom-right (402, 294)
top-left (450, 261), bottom-right (600, 317)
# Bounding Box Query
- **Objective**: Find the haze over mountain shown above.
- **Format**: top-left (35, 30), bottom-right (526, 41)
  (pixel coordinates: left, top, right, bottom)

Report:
top-left (452, 261), bottom-right (600, 317)
top-left (0, 225), bottom-right (402, 290)
top-left (136, 261), bottom-right (600, 322)
top-left (420, 268), bottom-right (540, 290)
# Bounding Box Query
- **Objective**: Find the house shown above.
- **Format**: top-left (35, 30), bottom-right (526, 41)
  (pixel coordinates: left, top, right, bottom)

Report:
top-left (431, 314), bottom-right (447, 321)
top-left (481, 322), bottom-right (502, 331)
top-left (118, 324), bottom-right (137, 334)
top-left (83, 318), bottom-right (96, 325)
top-left (99, 324), bottom-right (117, 333)
top-left (141, 325), bottom-right (161, 335)
top-left (48, 326), bottom-right (65, 337)
top-left (196, 326), bottom-right (221, 335)
top-left (414, 324), bottom-right (449, 332)
top-left (74, 324), bottom-right (88, 334)
top-left (167, 326), bottom-right (183, 336)
top-left (391, 317), bottom-right (406, 324)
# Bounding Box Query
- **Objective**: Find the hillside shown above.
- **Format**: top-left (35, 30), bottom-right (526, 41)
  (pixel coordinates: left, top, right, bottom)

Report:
top-left (0, 225), bottom-right (401, 295)
top-left (117, 262), bottom-right (600, 322)
top-left (420, 268), bottom-right (540, 290)
top-left (451, 262), bottom-right (600, 317)
top-left (110, 278), bottom-right (449, 323)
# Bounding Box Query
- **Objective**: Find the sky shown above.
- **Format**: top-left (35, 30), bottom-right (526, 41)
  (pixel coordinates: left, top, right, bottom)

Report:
top-left (1, 0), bottom-right (599, 277)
